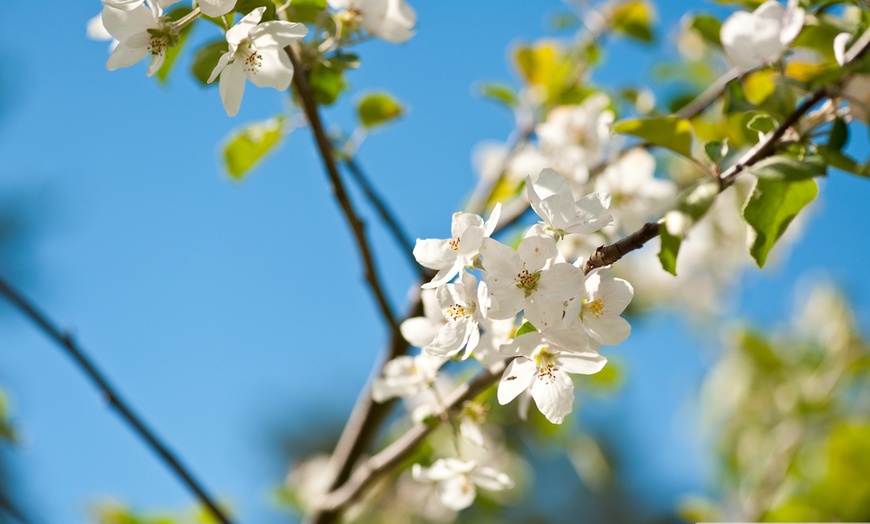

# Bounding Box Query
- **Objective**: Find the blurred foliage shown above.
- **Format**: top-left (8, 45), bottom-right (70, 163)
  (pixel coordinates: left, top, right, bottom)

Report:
top-left (692, 283), bottom-right (870, 521)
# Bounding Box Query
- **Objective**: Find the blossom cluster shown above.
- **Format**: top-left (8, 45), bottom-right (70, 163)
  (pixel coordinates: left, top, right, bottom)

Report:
top-left (92, 0), bottom-right (416, 116)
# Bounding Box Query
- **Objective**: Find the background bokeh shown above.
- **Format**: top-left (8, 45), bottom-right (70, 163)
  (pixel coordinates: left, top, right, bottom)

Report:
top-left (0, 1), bottom-right (868, 522)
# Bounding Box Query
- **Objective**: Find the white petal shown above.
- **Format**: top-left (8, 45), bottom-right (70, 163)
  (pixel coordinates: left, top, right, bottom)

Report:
top-left (779, 0), bottom-right (805, 46)
top-left (480, 237), bottom-right (521, 279)
top-left (531, 368), bottom-right (574, 424)
top-left (227, 7), bottom-right (265, 46)
top-left (450, 212), bottom-right (484, 238)
top-left (472, 468), bottom-right (514, 491)
top-left (207, 51), bottom-right (232, 84)
top-left (197, 0), bottom-right (237, 18)
top-left (834, 33), bottom-right (850, 66)
top-left (483, 202), bottom-right (502, 237)
top-left (252, 21), bottom-right (309, 47)
top-left (585, 316), bottom-right (631, 346)
top-left (596, 276), bottom-right (634, 316)
top-left (400, 317), bottom-right (439, 348)
top-left (219, 61), bottom-right (247, 117)
top-left (425, 320), bottom-right (470, 357)
top-left (557, 350), bottom-right (607, 375)
top-left (438, 475), bottom-right (476, 511)
top-left (517, 236), bottom-right (557, 272)
top-left (102, 0), bottom-right (146, 11)
top-left (101, 4), bottom-right (156, 43)
top-left (146, 51), bottom-right (165, 76)
top-left (106, 43), bottom-right (149, 70)
top-left (248, 45), bottom-right (295, 90)
top-left (497, 358), bottom-right (536, 405)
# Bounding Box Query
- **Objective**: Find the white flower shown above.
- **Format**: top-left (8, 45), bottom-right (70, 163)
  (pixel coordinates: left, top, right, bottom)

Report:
top-left (835, 32), bottom-right (870, 122)
top-left (480, 236), bottom-right (583, 329)
top-left (101, 0), bottom-right (178, 10)
top-left (329, 0), bottom-right (417, 43)
top-left (413, 204), bottom-right (501, 289)
top-left (536, 95), bottom-right (614, 183)
top-left (565, 270), bottom-right (634, 346)
top-left (197, 0), bottom-right (237, 17)
top-left (207, 7), bottom-right (308, 117)
top-left (497, 330), bottom-right (606, 424)
top-left (371, 352), bottom-right (446, 402)
top-left (101, 2), bottom-right (175, 76)
top-left (399, 288), bottom-right (444, 348)
top-left (425, 272), bottom-right (489, 360)
top-left (593, 149), bottom-right (676, 233)
top-left (472, 317), bottom-right (516, 367)
top-left (527, 168), bottom-right (612, 238)
top-left (720, 0), bottom-right (805, 73)
top-left (412, 458), bottom-right (513, 511)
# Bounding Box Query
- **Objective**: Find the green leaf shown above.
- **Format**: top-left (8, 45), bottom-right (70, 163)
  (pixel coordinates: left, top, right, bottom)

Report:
top-left (749, 155), bottom-right (826, 181)
top-left (745, 112), bottom-right (777, 135)
top-left (742, 177), bottom-right (818, 267)
top-left (291, 0), bottom-right (327, 7)
top-left (612, 0), bottom-right (655, 43)
top-left (612, 116), bottom-right (694, 159)
top-left (190, 39), bottom-right (229, 86)
top-left (689, 14), bottom-right (723, 48)
top-left (478, 82), bottom-right (518, 108)
top-left (829, 117), bottom-right (849, 150)
top-left (704, 140), bottom-right (728, 165)
top-left (309, 62), bottom-right (347, 106)
top-left (234, 0), bottom-right (276, 20)
top-left (817, 145), bottom-right (869, 177)
top-left (222, 117), bottom-right (286, 180)
top-left (356, 93), bottom-right (404, 129)
top-left (658, 224), bottom-right (681, 276)
top-left (515, 321), bottom-right (537, 337)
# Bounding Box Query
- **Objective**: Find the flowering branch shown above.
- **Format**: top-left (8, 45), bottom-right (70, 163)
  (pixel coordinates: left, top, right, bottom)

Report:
top-left (0, 275), bottom-right (232, 524)
top-left (286, 45), bottom-right (400, 336)
top-left (316, 360), bottom-right (508, 514)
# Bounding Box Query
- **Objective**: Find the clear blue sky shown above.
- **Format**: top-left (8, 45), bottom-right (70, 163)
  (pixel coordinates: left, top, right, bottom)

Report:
top-left (0, 1), bottom-right (868, 522)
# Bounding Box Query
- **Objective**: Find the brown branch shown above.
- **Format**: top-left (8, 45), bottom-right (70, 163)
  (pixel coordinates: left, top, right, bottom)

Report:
top-left (287, 46), bottom-right (399, 337)
top-left (316, 360), bottom-right (508, 513)
top-left (0, 275), bottom-right (232, 524)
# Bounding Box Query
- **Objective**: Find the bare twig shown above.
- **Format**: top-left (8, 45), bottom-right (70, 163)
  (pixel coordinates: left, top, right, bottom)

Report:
top-left (0, 275), bottom-right (232, 524)
top-left (287, 45), bottom-right (399, 336)
top-left (341, 157), bottom-right (424, 276)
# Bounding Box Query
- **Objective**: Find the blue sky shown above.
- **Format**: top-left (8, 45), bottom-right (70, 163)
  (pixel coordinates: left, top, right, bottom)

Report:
top-left (0, 1), bottom-right (868, 522)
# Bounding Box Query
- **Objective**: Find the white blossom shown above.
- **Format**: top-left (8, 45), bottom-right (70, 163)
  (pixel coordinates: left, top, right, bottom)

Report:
top-left (399, 288), bottom-right (444, 348)
top-left (565, 270), bottom-right (634, 346)
top-left (329, 0), bottom-right (417, 43)
top-left (527, 168), bottom-right (612, 238)
top-left (594, 149), bottom-right (676, 233)
top-left (425, 272), bottom-right (489, 360)
top-left (371, 352), bottom-right (446, 402)
top-left (414, 204), bottom-right (501, 289)
top-left (412, 458), bottom-right (513, 511)
top-left (480, 236), bottom-right (583, 329)
top-left (536, 94), bottom-right (614, 183)
top-left (101, 2), bottom-right (175, 76)
top-left (207, 7), bottom-right (308, 117)
top-left (497, 330), bottom-right (606, 424)
top-left (720, 0), bottom-right (805, 73)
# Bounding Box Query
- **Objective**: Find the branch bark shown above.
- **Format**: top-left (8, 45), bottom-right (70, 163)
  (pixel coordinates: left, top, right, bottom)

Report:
top-left (0, 276), bottom-right (232, 524)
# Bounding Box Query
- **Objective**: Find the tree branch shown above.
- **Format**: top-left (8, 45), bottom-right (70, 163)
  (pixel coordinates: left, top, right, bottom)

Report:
top-left (0, 275), bottom-right (232, 524)
top-left (286, 46), bottom-right (399, 337)
top-left (340, 157), bottom-right (424, 277)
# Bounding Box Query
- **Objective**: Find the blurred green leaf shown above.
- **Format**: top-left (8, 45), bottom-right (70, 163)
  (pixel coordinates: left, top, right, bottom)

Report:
top-left (356, 92), bottom-right (404, 129)
top-left (478, 82), bottom-right (519, 108)
top-left (689, 14), bottom-right (723, 48)
top-left (515, 321), bottom-right (537, 337)
top-left (704, 140), bottom-right (728, 166)
top-left (829, 117), bottom-right (849, 150)
top-left (817, 146), bottom-right (869, 177)
top-left (309, 62), bottom-right (347, 106)
top-left (222, 116), bottom-right (286, 180)
top-left (742, 177), bottom-right (818, 267)
top-left (612, 116), bottom-right (694, 158)
top-left (611, 0), bottom-right (656, 43)
top-left (190, 39), bottom-right (229, 87)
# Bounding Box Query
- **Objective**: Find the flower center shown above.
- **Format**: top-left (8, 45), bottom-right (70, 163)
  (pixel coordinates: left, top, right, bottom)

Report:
top-left (238, 40), bottom-right (263, 74)
top-left (147, 36), bottom-right (167, 57)
top-left (445, 302), bottom-right (474, 321)
top-left (448, 237), bottom-right (461, 251)
top-left (582, 297), bottom-right (605, 318)
top-left (533, 347), bottom-right (558, 384)
top-left (515, 269), bottom-right (540, 297)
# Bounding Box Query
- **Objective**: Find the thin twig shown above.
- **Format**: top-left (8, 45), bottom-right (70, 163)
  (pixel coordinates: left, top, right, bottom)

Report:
top-left (0, 275), bottom-right (232, 524)
top-left (341, 157), bottom-right (424, 277)
top-left (286, 45), bottom-right (400, 337)
top-left (317, 360), bottom-right (508, 512)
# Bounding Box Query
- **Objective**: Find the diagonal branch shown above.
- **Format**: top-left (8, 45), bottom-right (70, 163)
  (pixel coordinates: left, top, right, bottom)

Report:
top-left (286, 46), bottom-right (399, 336)
top-left (340, 157), bottom-right (424, 277)
top-left (0, 275), bottom-right (232, 524)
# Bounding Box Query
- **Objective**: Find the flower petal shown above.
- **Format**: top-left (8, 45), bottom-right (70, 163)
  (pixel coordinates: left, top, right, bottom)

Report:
top-left (247, 45), bottom-right (295, 90)
top-left (530, 368), bottom-right (574, 424)
top-left (219, 61), bottom-right (247, 117)
top-left (497, 358), bottom-right (536, 405)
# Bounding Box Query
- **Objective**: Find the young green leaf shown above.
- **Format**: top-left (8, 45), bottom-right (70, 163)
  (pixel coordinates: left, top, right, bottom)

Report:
top-left (222, 117), bottom-right (286, 181)
top-left (689, 14), bottom-right (723, 48)
top-left (612, 0), bottom-right (656, 43)
top-left (612, 116), bottom-right (694, 159)
top-left (190, 39), bottom-right (229, 86)
top-left (357, 93), bottom-right (404, 129)
top-left (749, 155), bottom-right (826, 181)
top-left (309, 62), bottom-right (347, 106)
top-left (515, 321), bottom-right (538, 337)
top-left (658, 224), bottom-right (681, 276)
top-left (478, 83), bottom-right (519, 108)
top-left (742, 177), bottom-right (818, 267)
top-left (704, 140), bottom-right (728, 166)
